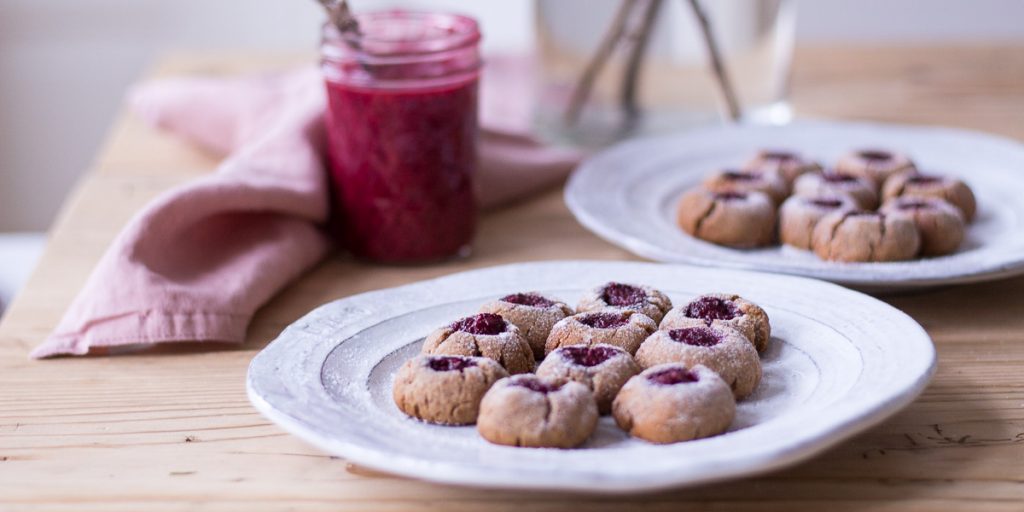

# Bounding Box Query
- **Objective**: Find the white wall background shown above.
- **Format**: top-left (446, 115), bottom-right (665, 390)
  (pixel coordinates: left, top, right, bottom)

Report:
top-left (1, 0), bottom-right (1022, 232)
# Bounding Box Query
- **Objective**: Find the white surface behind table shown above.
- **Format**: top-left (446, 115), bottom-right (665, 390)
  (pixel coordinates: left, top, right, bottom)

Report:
top-left (0, 232), bottom-right (45, 315)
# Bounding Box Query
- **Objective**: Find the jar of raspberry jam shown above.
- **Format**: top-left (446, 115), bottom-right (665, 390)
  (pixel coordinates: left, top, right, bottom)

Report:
top-left (321, 11), bottom-right (481, 263)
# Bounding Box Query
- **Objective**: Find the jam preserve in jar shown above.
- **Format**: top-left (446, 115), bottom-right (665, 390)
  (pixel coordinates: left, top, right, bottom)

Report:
top-left (321, 11), bottom-right (482, 263)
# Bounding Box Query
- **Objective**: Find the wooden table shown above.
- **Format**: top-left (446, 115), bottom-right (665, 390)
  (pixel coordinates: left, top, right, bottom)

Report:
top-left (2, 46), bottom-right (1023, 511)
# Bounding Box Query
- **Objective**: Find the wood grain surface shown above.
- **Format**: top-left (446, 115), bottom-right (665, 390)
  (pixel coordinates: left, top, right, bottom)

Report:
top-left (1, 46), bottom-right (1023, 511)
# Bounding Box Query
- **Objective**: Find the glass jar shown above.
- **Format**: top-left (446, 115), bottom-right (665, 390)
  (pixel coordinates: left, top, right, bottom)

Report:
top-left (321, 11), bottom-right (482, 263)
top-left (535, 0), bottom-right (796, 148)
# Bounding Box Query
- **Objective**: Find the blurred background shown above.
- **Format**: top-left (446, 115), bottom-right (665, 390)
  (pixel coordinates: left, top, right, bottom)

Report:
top-left (1, 0), bottom-right (1023, 308)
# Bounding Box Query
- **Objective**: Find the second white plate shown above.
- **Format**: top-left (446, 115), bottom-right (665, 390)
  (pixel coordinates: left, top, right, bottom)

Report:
top-left (565, 120), bottom-right (1024, 289)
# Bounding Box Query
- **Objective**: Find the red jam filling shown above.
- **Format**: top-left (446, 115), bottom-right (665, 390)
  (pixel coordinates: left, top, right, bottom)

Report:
top-left (723, 170), bottom-right (761, 182)
top-left (601, 282), bottom-right (646, 307)
top-left (451, 313), bottom-right (506, 335)
top-left (647, 367), bottom-right (699, 385)
top-left (428, 356), bottom-right (477, 372)
top-left (684, 296), bottom-right (740, 322)
top-left (714, 191), bottom-right (747, 201)
top-left (511, 378), bottom-right (564, 394)
top-left (907, 175), bottom-right (942, 185)
top-left (560, 345), bottom-right (619, 367)
top-left (823, 173), bottom-right (859, 184)
top-left (578, 312), bottom-right (629, 329)
top-left (858, 150), bottom-right (893, 161)
top-left (810, 198), bottom-right (844, 208)
top-left (501, 293), bottom-right (555, 308)
top-left (668, 327), bottom-right (721, 347)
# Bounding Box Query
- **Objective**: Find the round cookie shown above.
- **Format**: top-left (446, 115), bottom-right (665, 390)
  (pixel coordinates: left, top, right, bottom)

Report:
top-left (421, 313), bottom-right (535, 374)
top-left (392, 355), bottom-right (509, 425)
top-left (480, 292), bottom-right (573, 360)
top-left (545, 310), bottom-right (657, 356)
top-left (793, 171), bottom-right (879, 210)
top-left (835, 149), bottom-right (916, 186)
top-left (634, 325), bottom-right (761, 399)
top-left (778, 195), bottom-right (858, 250)
top-left (661, 293), bottom-right (771, 353)
top-left (676, 188), bottom-right (776, 248)
top-left (811, 211), bottom-right (921, 262)
top-left (881, 172), bottom-right (977, 221)
top-left (477, 375), bottom-right (598, 448)
top-left (575, 281), bottom-right (672, 323)
top-left (612, 363), bottom-right (736, 444)
top-left (880, 197), bottom-right (965, 257)
top-left (536, 344), bottom-right (641, 414)
top-left (743, 149), bottom-right (823, 186)
top-left (702, 168), bottom-right (789, 204)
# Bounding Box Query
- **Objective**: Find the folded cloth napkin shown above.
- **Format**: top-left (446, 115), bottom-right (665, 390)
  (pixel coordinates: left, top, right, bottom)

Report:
top-left (31, 57), bottom-right (583, 359)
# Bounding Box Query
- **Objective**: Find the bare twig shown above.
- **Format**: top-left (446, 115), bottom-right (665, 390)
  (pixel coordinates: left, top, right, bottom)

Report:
top-left (564, 0), bottom-right (639, 125)
top-left (620, 0), bottom-right (663, 118)
top-left (686, 0), bottom-right (741, 121)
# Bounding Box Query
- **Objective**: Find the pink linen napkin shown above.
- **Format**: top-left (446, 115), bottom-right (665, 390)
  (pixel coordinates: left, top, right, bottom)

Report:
top-left (31, 58), bottom-right (583, 359)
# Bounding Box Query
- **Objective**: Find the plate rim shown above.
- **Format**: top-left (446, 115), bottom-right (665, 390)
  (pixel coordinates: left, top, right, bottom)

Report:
top-left (247, 260), bottom-right (937, 493)
top-left (564, 119), bottom-right (1024, 289)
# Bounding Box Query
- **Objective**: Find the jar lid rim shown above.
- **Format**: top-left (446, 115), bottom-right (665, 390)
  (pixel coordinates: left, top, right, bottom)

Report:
top-left (323, 10), bottom-right (481, 57)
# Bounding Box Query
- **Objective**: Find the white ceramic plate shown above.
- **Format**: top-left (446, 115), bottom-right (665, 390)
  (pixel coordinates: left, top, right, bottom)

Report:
top-left (247, 261), bottom-right (935, 493)
top-left (565, 121), bottom-right (1024, 290)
